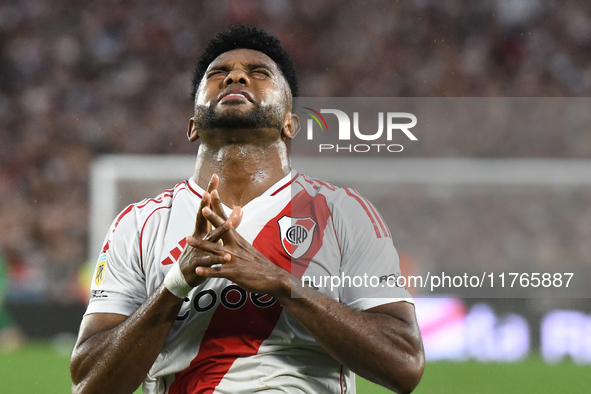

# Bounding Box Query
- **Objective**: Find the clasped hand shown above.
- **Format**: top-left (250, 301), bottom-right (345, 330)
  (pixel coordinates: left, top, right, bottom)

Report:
top-left (177, 174), bottom-right (290, 297)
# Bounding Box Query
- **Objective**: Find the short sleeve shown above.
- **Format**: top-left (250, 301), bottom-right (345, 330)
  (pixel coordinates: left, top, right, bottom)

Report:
top-left (334, 189), bottom-right (413, 311)
top-left (85, 206), bottom-right (147, 316)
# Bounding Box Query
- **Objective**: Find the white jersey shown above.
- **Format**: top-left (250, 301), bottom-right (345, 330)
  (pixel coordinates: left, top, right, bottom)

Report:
top-left (87, 171), bottom-right (412, 394)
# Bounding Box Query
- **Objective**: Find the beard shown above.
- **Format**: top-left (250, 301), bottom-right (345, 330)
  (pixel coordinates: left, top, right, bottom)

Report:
top-left (193, 102), bottom-right (284, 132)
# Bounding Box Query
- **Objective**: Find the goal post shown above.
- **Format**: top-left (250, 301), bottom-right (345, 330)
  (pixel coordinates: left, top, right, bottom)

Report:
top-left (89, 154), bottom-right (196, 262)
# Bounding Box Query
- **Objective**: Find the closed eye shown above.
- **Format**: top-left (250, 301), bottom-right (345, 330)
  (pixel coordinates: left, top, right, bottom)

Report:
top-left (206, 70), bottom-right (227, 78)
top-left (252, 69), bottom-right (271, 76)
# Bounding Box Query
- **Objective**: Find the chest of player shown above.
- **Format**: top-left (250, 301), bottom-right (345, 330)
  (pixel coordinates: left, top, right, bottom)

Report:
top-left (144, 191), bottom-right (339, 310)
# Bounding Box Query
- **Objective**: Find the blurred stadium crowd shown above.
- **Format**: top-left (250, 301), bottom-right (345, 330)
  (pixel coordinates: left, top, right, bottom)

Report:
top-left (1, 0), bottom-right (591, 301)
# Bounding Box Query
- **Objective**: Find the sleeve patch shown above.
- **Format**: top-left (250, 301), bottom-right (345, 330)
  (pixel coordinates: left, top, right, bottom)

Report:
top-left (94, 254), bottom-right (107, 286)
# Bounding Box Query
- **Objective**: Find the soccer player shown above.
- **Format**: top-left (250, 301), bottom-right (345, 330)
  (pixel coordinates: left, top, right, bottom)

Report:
top-left (70, 25), bottom-right (424, 394)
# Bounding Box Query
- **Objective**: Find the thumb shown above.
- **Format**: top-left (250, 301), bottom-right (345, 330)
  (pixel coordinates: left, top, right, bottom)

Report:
top-left (229, 206), bottom-right (243, 228)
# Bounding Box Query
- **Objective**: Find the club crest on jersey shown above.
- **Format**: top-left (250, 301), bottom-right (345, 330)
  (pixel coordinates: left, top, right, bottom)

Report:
top-left (94, 254), bottom-right (106, 286)
top-left (278, 216), bottom-right (317, 259)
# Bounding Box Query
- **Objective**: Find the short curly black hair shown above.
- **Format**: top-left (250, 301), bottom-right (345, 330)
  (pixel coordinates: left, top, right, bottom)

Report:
top-left (191, 25), bottom-right (298, 101)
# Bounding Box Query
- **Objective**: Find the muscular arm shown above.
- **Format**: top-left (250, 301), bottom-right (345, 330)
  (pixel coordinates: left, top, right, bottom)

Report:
top-left (70, 286), bottom-right (183, 394)
top-left (194, 258), bottom-right (423, 393)
top-left (71, 178), bottom-right (233, 394)
top-left (278, 284), bottom-right (424, 393)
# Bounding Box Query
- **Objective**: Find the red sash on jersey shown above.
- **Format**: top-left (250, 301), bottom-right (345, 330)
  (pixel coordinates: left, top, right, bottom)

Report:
top-left (169, 189), bottom-right (330, 394)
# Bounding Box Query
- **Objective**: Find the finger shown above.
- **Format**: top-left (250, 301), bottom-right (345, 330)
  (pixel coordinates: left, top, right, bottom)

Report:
top-left (210, 189), bottom-right (228, 220)
top-left (202, 206), bottom-right (226, 228)
top-left (193, 191), bottom-right (212, 238)
top-left (186, 235), bottom-right (230, 255)
top-left (204, 206), bottom-right (243, 247)
top-left (207, 174), bottom-right (219, 194)
top-left (228, 206), bottom-right (243, 229)
top-left (222, 207), bottom-right (243, 245)
top-left (202, 219), bottom-right (233, 243)
top-left (192, 254), bottom-right (231, 267)
top-left (195, 264), bottom-right (228, 278)
top-left (203, 205), bottom-right (242, 229)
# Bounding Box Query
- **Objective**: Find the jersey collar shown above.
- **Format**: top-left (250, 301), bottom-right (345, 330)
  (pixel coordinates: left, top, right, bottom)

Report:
top-left (187, 170), bottom-right (298, 200)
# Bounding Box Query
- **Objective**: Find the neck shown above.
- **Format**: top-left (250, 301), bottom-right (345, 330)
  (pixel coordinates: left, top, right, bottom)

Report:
top-left (193, 139), bottom-right (291, 207)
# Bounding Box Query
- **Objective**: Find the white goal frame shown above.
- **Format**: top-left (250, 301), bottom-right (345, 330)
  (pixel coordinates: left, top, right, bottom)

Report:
top-left (89, 156), bottom-right (591, 261)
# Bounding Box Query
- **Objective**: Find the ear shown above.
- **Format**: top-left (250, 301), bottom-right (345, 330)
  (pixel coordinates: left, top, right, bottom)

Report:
top-left (187, 118), bottom-right (199, 142)
top-left (281, 113), bottom-right (300, 140)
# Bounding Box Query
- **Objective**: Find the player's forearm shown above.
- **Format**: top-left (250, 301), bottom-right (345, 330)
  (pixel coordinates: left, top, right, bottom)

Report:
top-left (275, 280), bottom-right (424, 394)
top-left (70, 285), bottom-right (184, 394)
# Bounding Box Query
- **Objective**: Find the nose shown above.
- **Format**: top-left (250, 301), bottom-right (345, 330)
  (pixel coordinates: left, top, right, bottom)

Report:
top-left (223, 68), bottom-right (249, 87)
